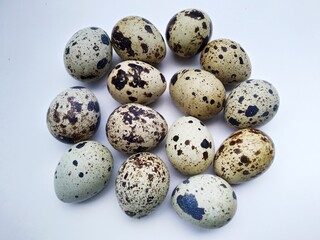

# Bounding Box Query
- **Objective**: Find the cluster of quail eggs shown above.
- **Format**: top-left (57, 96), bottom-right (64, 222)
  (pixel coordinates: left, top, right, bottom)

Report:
top-left (47, 8), bottom-right (280, 229)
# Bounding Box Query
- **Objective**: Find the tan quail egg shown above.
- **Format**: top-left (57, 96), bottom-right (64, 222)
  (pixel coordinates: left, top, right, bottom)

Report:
top-left (200, 38), bottom-right (251, 85)
top-left (111, 16), bottom-right (166, 64)
top-left (166, 9), bottom-right (212, 58)
top-left (46, 86), bottom-right (100, 143)
top-left (64, 27), bottom-right (112, 82)
top-left (107, 60), bottom-right (166, 105)
top-left (170, 69), bottom-right (226, 120)
top-left (213, 128), bottom-right (275, 184)
top-left (171, 174), bottom-right (237, 228)
top-left (106, 103), bottom-right (168, 153)
top-left (224, 79), bottom-right (280, 128)
top-left (165, 116), bottom-right (215, 175)
top-left (115, 152), bottom-right (170, 218)
top-left (54, 141), bottom-right (113, 203)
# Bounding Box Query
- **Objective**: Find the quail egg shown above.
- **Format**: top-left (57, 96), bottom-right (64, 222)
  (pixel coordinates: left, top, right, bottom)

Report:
top-left (64, 27), bottom-right (112, 82)
top-left (47, 87), bottom-right (100, 143)
top-left (213, 128), bottom-right (275, 184)
top-left (115, 152), bottom-right (170, 218)
top-left (54, 141), bottom-right (113, 203)
top-left (200, 38), bottom-right (251, 85)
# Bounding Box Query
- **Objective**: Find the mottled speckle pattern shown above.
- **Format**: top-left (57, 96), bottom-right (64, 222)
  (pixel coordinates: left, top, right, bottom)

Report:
top-left (111, 16), bottom-right (166, 64)
top-left (64, 27), bottom-right (112, 82)
top-left (224, 79), bottom-right (280, 128)
top-left (165, 116), bottom-right (215, 175)
top-left (166, 9), bottom-right (212, 58)
top-left (171, 174), bottom-right (237, 228)
top-left (54, 141), bottom-right (113, 203)
top-left (47, 87), bottom-right (100, 143)
top-left (200, 38), bottom-right (251, 85)
top-left (169, 69), bottom-right (226, 120)
top-left (115, 152), bottom-right (170, 218)
top-left (107, 60), bottom-right (166, 105)
top-left (213, 128), bottom-right (275, 184)
top-left (106, 103), bottom-right (168, 153)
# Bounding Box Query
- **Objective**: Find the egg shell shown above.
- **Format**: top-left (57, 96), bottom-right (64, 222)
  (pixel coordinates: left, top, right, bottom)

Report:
top-left (111, 16), bottom-right (166, 64)
top-left (107, 60), bottom-right (166, 105)
top-left (106, 103), bottom-right (168, 153)
top-left (115, 152), bottom-right (170, 218)
top-left (224, 79), bottom-right (280, 128)
top-left (200, 38), bottom-right (251, 85)
top-left (63, 27), bottom-right (112, 82)
top-left (171, 174), bottom-right (237, 228)
top-left (213, 128), bottom-right (275, 184)
top-left (54, 141), bottom-right (113, 203)
top-left (166, 8), bottom-right (212, 58)
top-left (46, 86), bottom-right (100, 143)
top-left (169, 69), bottom-right (226, 120)
top-left (165, 116), bottom-right (215, 175)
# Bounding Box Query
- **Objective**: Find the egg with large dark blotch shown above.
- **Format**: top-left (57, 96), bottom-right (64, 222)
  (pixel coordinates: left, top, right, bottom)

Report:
top-left (171, 174), bottom-right (237, 228)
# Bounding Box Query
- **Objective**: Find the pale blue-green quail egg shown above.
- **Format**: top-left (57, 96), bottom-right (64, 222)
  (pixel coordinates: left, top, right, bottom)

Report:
top-left (111, 16), bottom-right (166, 64)
top-left (115, 152), bottom-right (170, 218)
top-left (165, 116), bottom-right (215, 175)
top-left (214, 128), bottom-right (275, 184)
top-left (169, 69), bottom-right (226, 120)
top-left (171, 174), bottom-right (237, 228)
top-left (106, 103), bottom-right (168, 153)
top-left (54, 141), bottom-right (113, 203)
top-left (166, 9), bottom-right (212, 58)
top-left (200, 38), bottom-right (251, 85)
top-left (107, 60), bottom-right (166, 105)
top-left (224, 79), bottom-right (280, 128)
top-left (64, 27), bottom-right (112, 82)
top-left (46, 86), bottom-right (100, 144)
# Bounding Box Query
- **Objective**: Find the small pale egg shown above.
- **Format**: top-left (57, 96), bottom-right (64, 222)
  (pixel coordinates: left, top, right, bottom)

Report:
top-left (224, 79), bottom-right (280, 128)
top-left (165, 116), bottom-right (215, 175)
top-left (171, 174), bottom-right (237, 228)
top-left (200, 38), bottom-right (251, 85)
top-left (46, 86), bottom-right (100, 143)
top-left (64, 27), bottom-right (112, 82)
top-left (106, 103), bottom-right (168, 153)
top-left (54, 141), bottom-right (113, 203)
top-left (169, 69), bottom-right (226, 120)
top-left (213, 128), bottom-right (275, 184)
top-left (166, 8), bottom-right (212, 58)
top-left (107, 60), bottom-right (166, 105)
top-left (115, 152), bottom-right (170, 218)
top-left (111, 16), bottom-right (166, 64)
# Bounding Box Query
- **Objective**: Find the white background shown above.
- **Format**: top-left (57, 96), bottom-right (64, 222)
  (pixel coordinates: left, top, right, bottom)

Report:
top-left (1, 0), bottom-right (320, 239)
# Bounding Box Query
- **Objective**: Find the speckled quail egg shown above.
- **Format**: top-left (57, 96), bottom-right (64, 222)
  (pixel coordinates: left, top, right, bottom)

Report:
top-left (107, 60), bottom-right (166, 105)
top-left (224, 79), bottom-right (280, 128)
top-left (171, 174), bottom-right (237, 228)
top-left (166, 9), bottom-right (212, 58)
top-left (54, 141), bottom-right (113, 203)
top-left (111, 16), bottom-right (166, 64)
top-left (115, 152), bottom-right (170, 218)
top-left (214, 128), bottom-right (275, 184)
top-left (64, 27), bottom-right (112, 82)
top-left (106, 103), bottom-right (168, 153)
top-left (47, 87), bottom-right (100, 143)
top-left (165, 116), bottom-right (215, 175)
top-left (170, 69), bottom-right (226, 120)
top-left (200, 38), bottom-right (251, 85)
